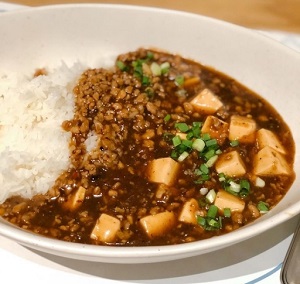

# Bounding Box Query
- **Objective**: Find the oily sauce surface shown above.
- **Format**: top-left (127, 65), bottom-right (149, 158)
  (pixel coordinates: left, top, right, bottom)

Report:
top-left (0, 48), bottom-right (295, 246)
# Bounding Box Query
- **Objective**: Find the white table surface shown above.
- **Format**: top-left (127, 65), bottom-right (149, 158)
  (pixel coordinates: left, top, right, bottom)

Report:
top-left (1, 2), bottom-right (300, 283)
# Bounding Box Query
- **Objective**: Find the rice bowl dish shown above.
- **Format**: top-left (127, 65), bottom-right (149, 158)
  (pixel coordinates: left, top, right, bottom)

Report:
top-left (0, 4), bottom-right (299, 263)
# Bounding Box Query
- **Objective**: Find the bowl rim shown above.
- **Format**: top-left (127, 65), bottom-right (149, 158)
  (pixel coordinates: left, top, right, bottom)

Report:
top-left (0, 3), bottom-right (300, 263)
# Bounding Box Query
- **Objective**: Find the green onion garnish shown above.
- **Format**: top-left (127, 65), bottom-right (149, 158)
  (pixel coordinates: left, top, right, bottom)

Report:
top-left (205, 139), bottom-right (218, 147)
top-left (207, 205), bottom-right (218, 218)
top-left (172, 136), bottom-right (182, 147)
top-left (192, 139), bottom-right (205, 152)
top-left (205, 155), bottom-right (218, 168)
top-left (230, 140), bottom-right (239, 147)
top-left (164, 114), bottom-right (171, 122)
top-left (257, 201), bottom-right (269, 213)
top-left (150, 62), bottom-right (161, 76)
top-left (197, 216), bottom-right (206, 227)
top-left (175, 75), bottom-right (184, 86)
top-left (201, 133), bottom-right (211, 141)
top-left (178, 151), bottom-right (189, 162)
top-left (175, 123), bottom-right (189, 133)
top-left (160, 62), bottom-right (170, 75)
top-left (116, 60), bottom-right (127, 71)
top-left (206, 189), bottom-right (216, 204)
top-left (223, 208), bottom-right (231, 217)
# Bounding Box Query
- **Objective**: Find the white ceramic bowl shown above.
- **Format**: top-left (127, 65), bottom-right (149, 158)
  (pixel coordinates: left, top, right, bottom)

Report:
top-left (0, 4), bottom-right (299, 264)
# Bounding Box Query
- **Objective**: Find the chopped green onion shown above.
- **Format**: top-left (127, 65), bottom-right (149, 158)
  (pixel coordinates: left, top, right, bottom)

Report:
top-left (223, 208), bottom-right (231, 217)
top-left (205, 139), bottom-right (218, 147)
top-left (199, 174), bottom-right (210, 182)
top-left (192, 123), bottom-right (201, 138)
top-left (257, 201), bottom-right (269, 213)
top-left (201, 133), bottom-right (211, 141)
top-left (192, 121), bottom-right (202, 128)
top-left (150, 62), bottom-right (161, 76)
top-left (160, 62), bottom-right (170, 74)
top-left (205, 155), bottom-right (218, 168)
top-left (116, 60), bottom-right (127, 71)
top-left (200, 164), bottom-right (209, 174)
top-left (186, 132), bottom-right (194, 140)
top-left (228, 181), bottom-right (241, 193)
top-left (192, 139), bottom-right (205, 152)
top-left (208, 218), bottom-right (220, 228)
top-left (172, 136), bottom-right (182, 147)
top-left (178, 151), bottom-right (189, 162)
top-left (175, 123), bottom-right (189, 133)
top-left (182, 139), bottom-right (193, 148)
top-left (197, 216), bottom-right (206, 226)
top-left (230, 140), bottom-right (239, 147)
top-left (175, 75), bottom-right (184, 86)
top-left (200, 187), bottom-right (209, 195)
top-left (142, 75), bottom-right (150, 86)
top-left (206, 189), bottom-right (216, 204)
top-left (170, 150), bottom-right (178, 159)
top-left (203, 149), bottom-right (216, 160)
top-left (207, 205), bottom-right (218, 218)
top-left (164, 114), bottom-right (171, 122)
top-left (239, 179), bottom-right (251, 197)
top-left (146, 51), bottom-right (154, 60)
top-left (255, 177), bottom-right (265, 188)
top-left (218, 173), bottom-right (226, 182)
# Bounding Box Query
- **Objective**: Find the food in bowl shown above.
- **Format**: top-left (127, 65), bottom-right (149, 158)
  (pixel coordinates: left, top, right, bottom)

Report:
top-left (0, 48), bottom-right (295, 246)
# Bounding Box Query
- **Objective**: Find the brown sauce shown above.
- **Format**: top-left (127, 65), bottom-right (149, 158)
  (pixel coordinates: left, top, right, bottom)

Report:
top-left (0, 48), bottom-right (295, 246)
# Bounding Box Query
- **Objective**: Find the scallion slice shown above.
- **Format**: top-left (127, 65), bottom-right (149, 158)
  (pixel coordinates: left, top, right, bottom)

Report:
top-left (197, 216), bottom-right (206, 227)
top-left (150, 62), bottom-right (161, 76)
top-left (116, 60), bottom-right (127, 71)
top-left (164, 114), bottom-right (171, 122)
top-left (230, 140), bottom-right (239, 147)
top-left (192, 138), bottom-right (205, 152)
top-left (178, 151), bottom-right (189, 162)
top-left (207, 205), bottom-right (218, 218)
top-left (205, 139), bottom-right (218, 147)
top-left (175, 123), bottom-right (189, 133)
top-left (204, 149), bottom-right (216, 160)
top-left (206, 189), bottom-right (216, 204)
top-left (228, 181), bottom-right (241, 193)
top-left (172, 136), bottom-right (181, 147)
top-left (205, 155), bottom-right (218, 168)
top-left (175, 75), bottom-right (184, 86)
top-left (160, 62), bottom-right (170, 74)
top-left (255, 177), bottom-right (265, 188)
top-left (257, 201), bottom-right (269, 213)
top-left (223, 208), bottom-right (231, 218)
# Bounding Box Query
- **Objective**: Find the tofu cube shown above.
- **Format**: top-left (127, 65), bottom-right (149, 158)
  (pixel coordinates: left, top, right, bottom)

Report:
top-left (214, 190), bottom-right (245, 213)
top-left (90, 213), bottom-right (121, 243)
top-left (178, 198), bottom-right (199, 224)
top-left (229, 115), bottom-right (256, 144)
top-left (190, 88), bottom-right (223, 114)
top-left (62, 186), bottom-right (86, 211)
top-left (147, 157), bottom-right (180, 186)
top-left (256, 128), bottom-right (286, 154)
top-left (139, 211), bottom-right (176, 239)
top-left (215, 150), bottom-right (246, 177)
top-left (253, 146), bottom-right (292, 176)
top-left (201, 115), bottom-right (229, 145)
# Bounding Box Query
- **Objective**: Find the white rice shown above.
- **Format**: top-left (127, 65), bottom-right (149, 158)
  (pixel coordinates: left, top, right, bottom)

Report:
top-left (0, 62), bottom-right (85, 203)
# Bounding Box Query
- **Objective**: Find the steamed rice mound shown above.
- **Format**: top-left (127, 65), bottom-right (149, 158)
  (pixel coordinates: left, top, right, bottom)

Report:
top-left (0, 63), bottom-right (84, 203)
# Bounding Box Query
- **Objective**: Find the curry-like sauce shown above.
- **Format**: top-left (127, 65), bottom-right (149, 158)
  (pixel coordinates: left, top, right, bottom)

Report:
top-left (0, 48), bottom-right (295, 246)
